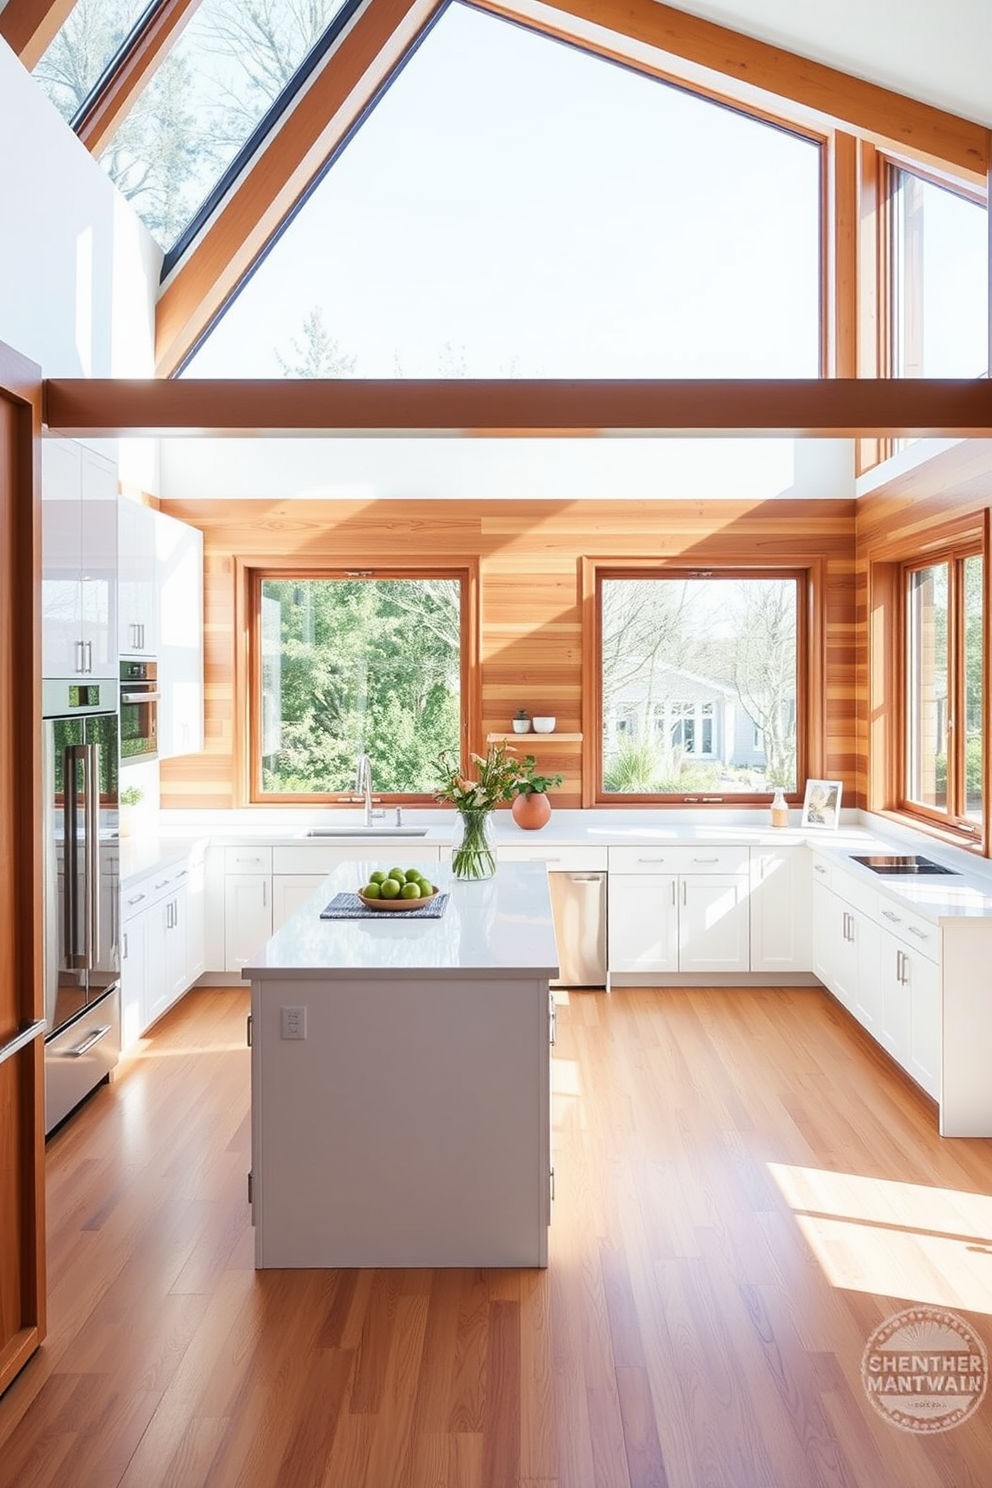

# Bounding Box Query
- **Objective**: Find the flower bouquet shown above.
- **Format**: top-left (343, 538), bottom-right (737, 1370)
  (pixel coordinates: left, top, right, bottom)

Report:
top-left (436, 741), bottom-right (521, 879)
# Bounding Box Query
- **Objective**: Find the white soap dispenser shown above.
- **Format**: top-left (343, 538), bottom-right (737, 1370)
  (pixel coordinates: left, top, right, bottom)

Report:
top-left (770, 786), bottom-right (788, 828)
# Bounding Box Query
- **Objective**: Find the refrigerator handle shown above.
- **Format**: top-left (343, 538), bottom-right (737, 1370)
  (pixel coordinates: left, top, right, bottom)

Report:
top-left (63, 743), bottom-right (84, 967)
top-left (82, 742), bottom-right (100, 969)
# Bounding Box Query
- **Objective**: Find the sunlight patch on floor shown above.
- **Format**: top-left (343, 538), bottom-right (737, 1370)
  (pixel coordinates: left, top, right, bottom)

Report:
top-left (768, 1162), bottom-right (992, 1314)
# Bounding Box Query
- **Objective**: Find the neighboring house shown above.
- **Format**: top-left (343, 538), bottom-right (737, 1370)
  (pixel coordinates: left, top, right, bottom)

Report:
top-left (605, 663), bottom-right (771, 771)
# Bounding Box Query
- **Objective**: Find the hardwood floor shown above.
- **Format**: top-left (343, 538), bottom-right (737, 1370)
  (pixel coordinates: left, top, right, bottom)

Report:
top-left (1, 984), bottom-right (991, 1487)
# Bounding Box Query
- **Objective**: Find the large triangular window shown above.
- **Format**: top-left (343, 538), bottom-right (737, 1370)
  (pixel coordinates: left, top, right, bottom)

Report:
top-left (180, 2), bottom-right (822, 379)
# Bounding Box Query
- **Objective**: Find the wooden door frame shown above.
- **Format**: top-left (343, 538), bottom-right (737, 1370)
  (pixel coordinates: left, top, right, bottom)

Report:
top-left (0, 337), bottom-right (45, 1397)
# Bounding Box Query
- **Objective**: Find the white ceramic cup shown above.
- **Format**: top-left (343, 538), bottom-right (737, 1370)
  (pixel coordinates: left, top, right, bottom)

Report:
top-left (532, 717), bottom-right (556, 733)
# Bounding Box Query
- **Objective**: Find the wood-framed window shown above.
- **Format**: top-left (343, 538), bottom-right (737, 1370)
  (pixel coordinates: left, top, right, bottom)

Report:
top-left (246, 566), bottom-right (473, 803)
top-left (592, 566), bottom-right (809, 805)
top-left (900, 542), bottom-right (984, 839)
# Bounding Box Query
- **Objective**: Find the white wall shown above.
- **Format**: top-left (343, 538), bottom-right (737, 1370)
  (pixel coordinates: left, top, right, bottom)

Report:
top-left (0, 38), bottom-right (160, 381)
top-left (160, 435), bottom-right (855, 502)
top-left (676, 0), bottom-right (992, 128)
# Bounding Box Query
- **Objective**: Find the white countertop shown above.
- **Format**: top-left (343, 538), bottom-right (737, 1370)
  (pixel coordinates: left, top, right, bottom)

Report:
top-left (243, 858), bottom-right (559, 981)
top-left (124, 805), bottom-right (992, 922)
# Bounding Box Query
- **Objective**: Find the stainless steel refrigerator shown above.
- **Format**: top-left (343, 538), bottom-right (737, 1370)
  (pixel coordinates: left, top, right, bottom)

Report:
top-left (42, 679), bottom-right (121, 1134)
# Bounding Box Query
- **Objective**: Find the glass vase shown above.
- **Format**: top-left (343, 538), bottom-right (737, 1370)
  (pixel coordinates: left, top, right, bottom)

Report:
top-left (451, 809), bottom-right (498, 880)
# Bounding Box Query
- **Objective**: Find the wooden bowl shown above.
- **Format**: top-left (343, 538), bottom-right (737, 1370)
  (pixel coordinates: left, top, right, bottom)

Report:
top-left (357, 884), bottom-right (439, 911)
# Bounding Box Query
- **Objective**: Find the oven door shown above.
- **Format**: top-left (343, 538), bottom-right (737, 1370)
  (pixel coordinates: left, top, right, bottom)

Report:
top-left (120, 686), bottom-right (159, 760)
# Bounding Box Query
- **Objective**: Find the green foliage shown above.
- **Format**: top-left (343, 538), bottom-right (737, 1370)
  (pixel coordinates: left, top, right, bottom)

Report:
top-left (261, 577), bottom-right (461, 795)
top-left (933, 737), bottom-right (983, 801)
top-left (436, 741), bottom-right (521, 811)
top-left (511, 757), bottom-right (563, 796)
top-left (602, 737), bottom-right (720, 793)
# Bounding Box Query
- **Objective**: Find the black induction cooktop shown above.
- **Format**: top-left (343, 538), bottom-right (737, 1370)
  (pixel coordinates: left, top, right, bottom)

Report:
top-left (850, 854), bottom-right (960, 876)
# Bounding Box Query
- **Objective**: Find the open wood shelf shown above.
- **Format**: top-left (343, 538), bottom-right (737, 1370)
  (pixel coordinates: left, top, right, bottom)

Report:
top-left (487, 732), bottom-right (583, 743)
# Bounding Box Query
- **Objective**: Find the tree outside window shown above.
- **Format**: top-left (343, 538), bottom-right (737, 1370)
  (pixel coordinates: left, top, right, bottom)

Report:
top-left (599, 572), bottom-right (802, 798)
top-left (253, 573), bottom-right (464, 799)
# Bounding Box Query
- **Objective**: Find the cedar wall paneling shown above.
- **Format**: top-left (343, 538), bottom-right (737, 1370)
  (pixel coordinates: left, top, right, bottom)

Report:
top-left (854, 441), bottom-right (992, 819)
top-left (159, 498), bottom-right (858, 810)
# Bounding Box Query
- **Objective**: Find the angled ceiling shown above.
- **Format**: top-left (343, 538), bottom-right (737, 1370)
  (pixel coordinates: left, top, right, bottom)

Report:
top-left (3, 0), bottom-right (988, 377)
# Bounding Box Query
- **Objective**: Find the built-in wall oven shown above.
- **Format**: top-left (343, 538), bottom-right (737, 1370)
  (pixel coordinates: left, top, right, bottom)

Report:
top-left (120, 658), bottom-right (158, 760)
top-left (42, 679), bottom-right (121, 1134)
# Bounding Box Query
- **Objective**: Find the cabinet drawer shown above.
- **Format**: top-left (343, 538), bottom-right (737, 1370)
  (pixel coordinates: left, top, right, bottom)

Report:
top-left (498, 844), bottom-right (607, 872)
top-left (609, 844), bottom-right (749, 875)
top-left (223, 845), bottom-right (273, 874)
top-left (122, 865), bottom-right (181, 920)
top-left (876, 897), bottom-right (939, 962)
top-left (273, 842), bottom-right (440, 874)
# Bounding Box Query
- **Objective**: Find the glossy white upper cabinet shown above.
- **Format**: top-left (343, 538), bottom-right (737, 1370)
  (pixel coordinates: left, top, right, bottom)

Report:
top-left (118, 498), bottom-right (158, 657)
top-left (42, 439), bottom-right (117, 679)
top-left (155, 508), bottom-right (204, 759)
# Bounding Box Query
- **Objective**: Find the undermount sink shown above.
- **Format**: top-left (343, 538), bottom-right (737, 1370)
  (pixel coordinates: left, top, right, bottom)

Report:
top-left (305, 827), bottom-right (430, 838)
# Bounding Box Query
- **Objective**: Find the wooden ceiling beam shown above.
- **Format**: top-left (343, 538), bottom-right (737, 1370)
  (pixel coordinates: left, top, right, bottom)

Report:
top-left (0, 0), bottom-right (75, 70)
top-left (473, 0), bottom-right (990, 179)
top-left (154, 0), bottom-right (445, 377)
top-left (74, 0), bottom-right (206, 157)
top-left (43, 377), bottom-right (992, 438)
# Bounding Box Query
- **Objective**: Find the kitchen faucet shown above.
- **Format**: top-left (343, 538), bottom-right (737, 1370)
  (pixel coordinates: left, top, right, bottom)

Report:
top-left (355, 752), bottom-right (385, 827)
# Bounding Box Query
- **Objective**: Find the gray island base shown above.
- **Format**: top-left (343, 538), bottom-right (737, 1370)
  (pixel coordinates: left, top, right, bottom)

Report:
top-left (243, 859), bottom-right (558, 1268)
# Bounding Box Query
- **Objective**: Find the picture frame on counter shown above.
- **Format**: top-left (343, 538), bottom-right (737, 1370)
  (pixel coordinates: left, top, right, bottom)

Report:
top-left (801, 779), bottom-right (843, 830)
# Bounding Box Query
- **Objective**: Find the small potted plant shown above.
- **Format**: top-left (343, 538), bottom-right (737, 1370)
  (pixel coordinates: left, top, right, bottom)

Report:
top-left (510, 757), bottom-right (563, 831)
top-left (120, 784), bottom-right (144, 837)
top-left (512, 708), bottom-right (531, 734)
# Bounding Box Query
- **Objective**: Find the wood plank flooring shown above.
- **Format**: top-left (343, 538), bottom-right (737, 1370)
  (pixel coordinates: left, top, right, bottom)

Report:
top-left (1, 984), bottom-right (991, 1487)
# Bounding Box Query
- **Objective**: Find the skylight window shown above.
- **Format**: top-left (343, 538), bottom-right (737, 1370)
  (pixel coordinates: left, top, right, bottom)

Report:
top-left (32, 0), bottom-right (155, 124)
top-left (83, 0), bottom-right (349, 250)
top-left (181, 2), bottom-right (822, 379)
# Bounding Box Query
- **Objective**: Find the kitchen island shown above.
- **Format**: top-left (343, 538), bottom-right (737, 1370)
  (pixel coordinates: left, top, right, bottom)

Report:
top-left (243, 858), bottom-right (559, 1268)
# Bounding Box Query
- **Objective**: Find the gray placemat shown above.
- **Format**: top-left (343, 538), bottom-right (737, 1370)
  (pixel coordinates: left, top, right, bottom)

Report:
top-left (320, 891), bottom-right (449, 920)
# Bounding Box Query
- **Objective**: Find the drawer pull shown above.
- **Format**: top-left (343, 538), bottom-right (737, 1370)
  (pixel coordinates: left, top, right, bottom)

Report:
top-left (636, 856), bottom-right (667, 863)
top-left (881, 909), bottom-right (901, 923)
top-left (814, 864), bottom-right (827, 875)
top-left (154, 878), bottom-right (170, 890)
top-left (691, 856), bottom-right (720, 864)
top-left (907, 925), bottom-right (931, 941)
top-left (63, 1024), bottom-right (111, 1058)
top-left (126, 892), bottom-right (146, 907)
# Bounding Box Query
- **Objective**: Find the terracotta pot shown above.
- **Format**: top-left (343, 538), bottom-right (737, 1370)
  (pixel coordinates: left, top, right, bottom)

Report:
top-left (511, 791), bottom-right (551, 830)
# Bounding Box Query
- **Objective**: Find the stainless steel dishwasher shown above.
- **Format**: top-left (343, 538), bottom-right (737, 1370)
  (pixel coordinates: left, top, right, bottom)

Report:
top-left (547, 870), bottom-right (607, 988)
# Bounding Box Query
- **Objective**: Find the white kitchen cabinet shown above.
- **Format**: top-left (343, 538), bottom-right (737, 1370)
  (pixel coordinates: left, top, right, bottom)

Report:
top-left (878, 904), bottom-right (941, 1100)
top-left (272, 874), bottom-right (326, 927)
top-left (812, 859), bottom-right (881, 1030)
top-left (120, 855), bottom-right (203, 1046)
top-left (155, 508), bottom-right (203, 758)
top-left (608, 873), bottom-right (679, 972)
top-left (42, 438), bottom-right (117, 679)
top-left (749, 845), bottom-right (812, 973)
top-left (117, 497), bottom-right (157, 656)
top-left (180, 850), bottom-right (206, 983)
top-left (224, 846), bottom-right (274, 973)
top-left (608, 845), bottom-right (749, 975)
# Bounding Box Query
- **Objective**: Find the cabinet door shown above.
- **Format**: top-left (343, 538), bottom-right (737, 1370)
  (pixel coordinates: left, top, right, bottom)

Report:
top-left (156, 509), bottom-right (203, 758)
top-left (608, 874), bottom-right (678, 972)
top-left (750, 847), bottom-right (812, 972)
top-left (78, 448), bottom-right (117, 677)
top-left (878, 931), bottom-right (911, 1068)
top-left (908, 949), bottom-right (940, 1099)
top-left (118, 497), bottom-right (157, 655)
top-left (224, 875), bottom-right (273, 972)
top-left (181, 857), bottom-right (206, 983)
top-left (272, 875), bottom-right (327, 931)
top-left (120, 906), bottom-right (150, 1050)
top-left (679, 875), bottom-right (749, 973)
top-left (851, 913), bottom-right (882, 1034)
top-left (41, 441), bottom-right (83, 677)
